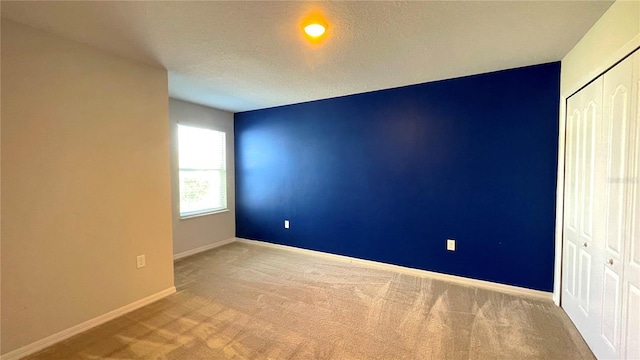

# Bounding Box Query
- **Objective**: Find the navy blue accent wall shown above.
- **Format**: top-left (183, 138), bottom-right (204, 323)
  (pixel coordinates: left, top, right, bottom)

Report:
top-left (234, 62), bottom-right (560, 292)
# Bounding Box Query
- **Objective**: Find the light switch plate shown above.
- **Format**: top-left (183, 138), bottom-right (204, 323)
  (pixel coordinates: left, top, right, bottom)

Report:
top-left (284, 220), bottom-right (290, 229)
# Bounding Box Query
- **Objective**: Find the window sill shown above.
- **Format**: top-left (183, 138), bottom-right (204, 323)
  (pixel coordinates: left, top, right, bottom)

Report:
top-left (179, 209), bottom-right (229, 220)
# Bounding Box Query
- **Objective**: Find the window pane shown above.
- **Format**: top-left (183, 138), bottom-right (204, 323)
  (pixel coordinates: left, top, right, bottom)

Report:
top-left (177, 124), bottom-right (227, 216)
top-left (178, 125), bottom-right (225, 170)
top-left (179, 170), bottom-right (225, 215)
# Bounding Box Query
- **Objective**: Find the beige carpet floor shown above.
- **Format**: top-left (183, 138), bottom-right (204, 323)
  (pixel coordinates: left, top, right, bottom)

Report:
top-left (25, 241), bottom-right (594, 359)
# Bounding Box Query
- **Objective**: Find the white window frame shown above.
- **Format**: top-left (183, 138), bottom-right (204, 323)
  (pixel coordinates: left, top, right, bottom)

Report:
top-left (177, 124), bottom-right (227, 218)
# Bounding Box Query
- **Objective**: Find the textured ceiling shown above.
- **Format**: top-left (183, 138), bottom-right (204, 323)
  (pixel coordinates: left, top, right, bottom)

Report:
top-left (1, 1), bottom-right (613, 112)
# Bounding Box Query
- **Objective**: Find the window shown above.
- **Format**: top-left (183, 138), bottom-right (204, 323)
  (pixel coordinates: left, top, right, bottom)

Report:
top-left (178, 124), bottom-right (227, 217)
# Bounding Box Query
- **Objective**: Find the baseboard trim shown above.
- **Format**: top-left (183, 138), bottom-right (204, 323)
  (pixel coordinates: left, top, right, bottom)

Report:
top-left (173, 237), bottom-right (236, 260)
top-left (1, 286), bottom-right (176, 360)
top-left (236, 238), bottom-right (553, 301)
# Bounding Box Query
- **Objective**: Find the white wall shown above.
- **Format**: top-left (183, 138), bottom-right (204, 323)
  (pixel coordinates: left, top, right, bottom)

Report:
top-left (169, 98), bottom-right (236, 258)
top-left (561, 1), bottom-right (640, 96)
top-left (554, 0), bottom-right (640, 304)
top-left (1, 20), bottom-right (175, 354)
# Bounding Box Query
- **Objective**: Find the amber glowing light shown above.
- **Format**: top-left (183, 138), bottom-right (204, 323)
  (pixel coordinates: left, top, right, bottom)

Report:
top-left (304, 22), bottom-right (326, 38)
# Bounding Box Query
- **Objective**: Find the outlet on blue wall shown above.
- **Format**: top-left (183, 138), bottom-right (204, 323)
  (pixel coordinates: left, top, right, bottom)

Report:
top-left (235, 62), bottom-right (560, 292)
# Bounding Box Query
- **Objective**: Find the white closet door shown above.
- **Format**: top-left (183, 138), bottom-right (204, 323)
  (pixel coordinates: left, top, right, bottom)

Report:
top-left (620, 50), bottom-right (639, 360)
top-left (600, 53), bottom-right (635, 359)
top-left (563, 50), bottom-right (639, 360)
top-left (563, 76), bottom-right (606, 355)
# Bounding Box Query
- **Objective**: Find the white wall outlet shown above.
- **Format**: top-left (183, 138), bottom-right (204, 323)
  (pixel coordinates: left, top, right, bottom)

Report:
top-left (447, 239), bottom-right (456, 251)
top-left (136, 254), bottom-right (146, 269)
top-left (284, 220), bottom-right (290, 229)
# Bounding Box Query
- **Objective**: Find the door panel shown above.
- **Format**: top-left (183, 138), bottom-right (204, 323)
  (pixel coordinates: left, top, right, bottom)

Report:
top-left (582, 101), bottom-right (596, 240)
top-left (567, 240), bottom-right (577, 297)
top-left (579, 250), bottom-right (591, 314)
top-left (562, 76), bottom-right (604, 353)
top-left (625, 284), bottom-right (640, 359)
top-left (567, 108), bottom-right (581, 232)
top-left (620, 49), bottom-right (640, 360)
top-left (600, 53), bottom-right (635, 359)
top-left (602, 267), bottom-right (621, 349)
top-left (563, 97), bottom-right (580, 304)
top-left (605, 84), bottom-right (629, 257)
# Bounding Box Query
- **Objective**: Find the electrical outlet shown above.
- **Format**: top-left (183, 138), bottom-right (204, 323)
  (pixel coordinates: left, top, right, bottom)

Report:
top-left (284, 220), bottom-right (290, 229)
top-left (136, 254), bottom-right (146, 269)
top-left (447, 239), bottom-right (456, 251)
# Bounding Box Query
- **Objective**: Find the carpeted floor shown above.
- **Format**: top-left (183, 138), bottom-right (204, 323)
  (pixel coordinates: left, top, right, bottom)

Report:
top-left (25, 241), bottom-right (594, 359)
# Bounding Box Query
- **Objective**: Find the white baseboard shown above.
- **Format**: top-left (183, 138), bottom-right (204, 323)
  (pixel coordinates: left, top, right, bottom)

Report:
top-left (173, 237), bottom-right (236, 260)
top-left (1, 286), bottom-right (176, 360)
top-left (236, 238), bottom-right (553, 301)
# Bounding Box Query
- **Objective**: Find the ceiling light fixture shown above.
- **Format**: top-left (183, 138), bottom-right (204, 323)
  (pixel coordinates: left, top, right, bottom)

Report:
top-left (304, 22), bottom-right (326, 38)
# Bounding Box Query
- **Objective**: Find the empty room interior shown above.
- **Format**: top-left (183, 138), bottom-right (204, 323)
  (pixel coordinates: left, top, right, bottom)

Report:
top-left (1, 1), bottom-right (640, 359)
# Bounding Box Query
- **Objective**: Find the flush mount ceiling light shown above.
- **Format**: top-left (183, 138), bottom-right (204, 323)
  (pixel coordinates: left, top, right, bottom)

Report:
top-left (304, 22), bottom-right (326, 38)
